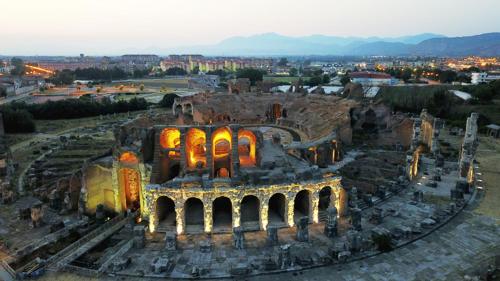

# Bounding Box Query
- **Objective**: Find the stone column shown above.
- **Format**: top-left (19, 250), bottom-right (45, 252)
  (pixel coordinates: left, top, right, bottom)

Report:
top-left (233, 226), bottom-right (245, 250)
top-left (260, 198), bottom-right (269, 230)
top-left (286, 194), bottom-right (295, 227)
top-left (229, 124), bottom-right (240, 179)
top-left (204, 199), bottom-right (213, 233)
top-left (311, 190), bottom-right (319, 223)
top-left (324, 207), bottom-right (338, 238)
top-left (267, 226), bottom-right (279, 246)
top-left (232, 199), bottom-right (240, 228)
top-left (175, 201), bottom-right (184, 234)
top-left (179, 127), bottom-right (188, 176)
top-left (350, 207), bottom-right (362, 231)
top-left (296, 216), bottom-right (309, 242)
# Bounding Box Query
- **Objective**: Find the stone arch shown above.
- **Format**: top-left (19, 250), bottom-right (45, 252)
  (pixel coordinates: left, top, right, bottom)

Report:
top-left (212, 126), bottom-right (232, 178)
top-left (238, 129), bottom-right (257, 167)
top-left (294, 190), bottom-right (311, 223)
top-left (119, 152), bottom-right (140, 211)
top-left (184, 197), bottom-right (204, 233)
top-left (156, 196), bottom-right (176, 230)
top-left (362, 108), bottom-right (377, 131)
top-left (268, 193), bottom-right (286, 226)
top-left (270, 103), bottom-right (283, 121)
top-left (186, 128), bottom-right (207, 169)
top-left (212, 196), bottom-right (233, 232)
top-left (183, 103), bottom-right (193, 115)
top-left (318, 186), bottom-right (336, 222)
top-left (174, 104), bottom-right (183, 116)
top-left (159, 128), bottom-right (181, 182)
top-left (240, 195), bottom-right (260, 230)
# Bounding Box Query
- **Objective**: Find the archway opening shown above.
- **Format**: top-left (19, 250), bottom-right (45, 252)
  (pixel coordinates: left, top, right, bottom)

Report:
top-left (238, 130), bottom-right (257, 167)
top-left (184, 198), bottom-right (204, 233)
top-left (268, 193), bottom-right (286, 226)
top-left (212, 197), bottom-right (232, 232)
top-left (319, 186), bottom-right (333, 222)
top-left (362, 108), bottom-right (377, 131)
top-left (186, 128), bottom-right (207, 169)
top-left (294, 190), bottom-right (310, 223)
top-left (271, 103), bottom-right (282, 120)
top-left (241, 195), bottom-right (260, 230)
top-left (156, 196), bottom-right (176, 230)
top-left (119, 152), bottom-right (140, 211)
top-left (160, 128), bottom-right (181, 157)
top-left (212, 127), bottom-right (232, 178)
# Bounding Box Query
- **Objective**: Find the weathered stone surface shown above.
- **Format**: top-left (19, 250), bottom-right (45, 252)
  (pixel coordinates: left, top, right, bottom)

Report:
top-left (296, 216), bottom-right (309, 242)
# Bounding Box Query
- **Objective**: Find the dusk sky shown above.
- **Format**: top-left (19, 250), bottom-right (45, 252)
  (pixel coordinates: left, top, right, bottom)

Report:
top-left (2, 0), bottom-right (499, 55)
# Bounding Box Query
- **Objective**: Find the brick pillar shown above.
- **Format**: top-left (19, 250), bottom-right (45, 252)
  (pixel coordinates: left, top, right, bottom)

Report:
top-left (230, 125), bottom-right (240, 178)
top-left (179, 127), bottom-right (187, 176)
top-left (205, 126), bottom-right (214, 179)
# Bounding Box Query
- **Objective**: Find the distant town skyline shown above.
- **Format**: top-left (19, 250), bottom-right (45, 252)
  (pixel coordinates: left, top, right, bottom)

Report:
top-left (1, 0), bottom-right (499, 56)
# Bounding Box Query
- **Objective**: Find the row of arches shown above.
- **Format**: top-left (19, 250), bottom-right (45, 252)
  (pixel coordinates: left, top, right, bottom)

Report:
top-left (154, 186), bottom-right (337, 234)
top-left (159, 127), bottom-right (257, 179)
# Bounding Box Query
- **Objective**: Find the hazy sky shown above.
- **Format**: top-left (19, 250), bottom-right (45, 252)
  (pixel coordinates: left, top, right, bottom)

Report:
top-left (1, 0), bottom-right (499, 55)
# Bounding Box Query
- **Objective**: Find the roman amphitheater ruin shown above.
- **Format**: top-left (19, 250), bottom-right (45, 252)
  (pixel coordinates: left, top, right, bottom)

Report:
top-left (0, 89), bottom-right (490, 280)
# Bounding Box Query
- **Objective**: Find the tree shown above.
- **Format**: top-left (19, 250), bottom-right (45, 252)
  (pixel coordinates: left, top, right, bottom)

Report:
top-left (165, 67), bottom-right (187, 76)
top-left (289, 68), bottom-right (298, 77)
top-left (306, 76), bottom-right (322, 87)
top-left (159, 93), bottom-right (178, 108)
top-left (439, 70), bottom-right (457, 83)
top-left (0, 87), bottom-right (6, 97)
top-left (10, 57), bottom-right (25, 76)
top-left (1, 107), bottom-right (36, 133)
top-left (191, 66), bottom-right (200, 75)
top-left (278, 57), bottom-right (288, 67)
top-left (322, 74), bottom-right (330, 84)
top-left (473, 85), bottom-right (494, 103)
top-left (340, 75), bottom-right (351, 86)
top-left (401, 67), bottom-right (413, 83)
top-left (51, 69), bottom-right (75, 85)
top-left (236, 68), bottom-right (266, 86)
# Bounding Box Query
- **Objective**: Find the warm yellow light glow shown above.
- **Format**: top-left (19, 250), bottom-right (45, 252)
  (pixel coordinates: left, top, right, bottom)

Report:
top-left (120, 151), bottom-right (139, 164)
top-left (186, 128), bottom-right (207, 168)
top-left (160, 128), bottom-right (181, 157)
top-left (212, 127), bottom-right (232, 160)
top-left (238, 129), bottom-right (256, 167)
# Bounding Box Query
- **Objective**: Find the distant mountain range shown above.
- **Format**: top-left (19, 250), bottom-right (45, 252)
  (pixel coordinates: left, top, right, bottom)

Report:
top-left (164, 32), bottom-right (500, 57)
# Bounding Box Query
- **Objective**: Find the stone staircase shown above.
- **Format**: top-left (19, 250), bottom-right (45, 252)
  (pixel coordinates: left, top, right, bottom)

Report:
top-left (45, 214), bottom-right (129, 271)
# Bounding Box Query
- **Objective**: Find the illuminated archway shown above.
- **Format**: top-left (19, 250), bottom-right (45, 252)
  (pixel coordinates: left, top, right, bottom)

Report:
top-left (238, 129), bottom-right (256, 167)
top-left (119, 152), bottom-right (141, 211)
top-left (160, 128), bottom-right (180, 157)
top-left (212, 127), bottom-right (232, 177)
top-left (186, 128), bottom-right (207, 169)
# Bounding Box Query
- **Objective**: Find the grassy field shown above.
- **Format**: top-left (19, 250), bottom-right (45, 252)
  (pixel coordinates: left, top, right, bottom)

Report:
top-left (474, 136), bottom-right (500, 220)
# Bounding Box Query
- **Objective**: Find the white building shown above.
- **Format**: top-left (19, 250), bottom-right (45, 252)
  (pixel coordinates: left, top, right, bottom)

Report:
top-left (471, 72), bottom-right (500, 85)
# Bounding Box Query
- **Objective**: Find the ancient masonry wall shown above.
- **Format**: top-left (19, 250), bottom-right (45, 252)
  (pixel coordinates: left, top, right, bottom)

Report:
top-left (141, 177), bottom-right (346, 234)
top-left (458, 113), bottom-right (479, 183)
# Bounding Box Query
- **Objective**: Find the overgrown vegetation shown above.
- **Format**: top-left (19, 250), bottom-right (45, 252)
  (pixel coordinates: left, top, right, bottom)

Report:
top-left (379, 81), bottom-right (500, 130)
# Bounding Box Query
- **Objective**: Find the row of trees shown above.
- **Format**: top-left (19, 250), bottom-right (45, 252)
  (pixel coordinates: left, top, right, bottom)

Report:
top-left (2, 97), bottom-right (149, 133)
